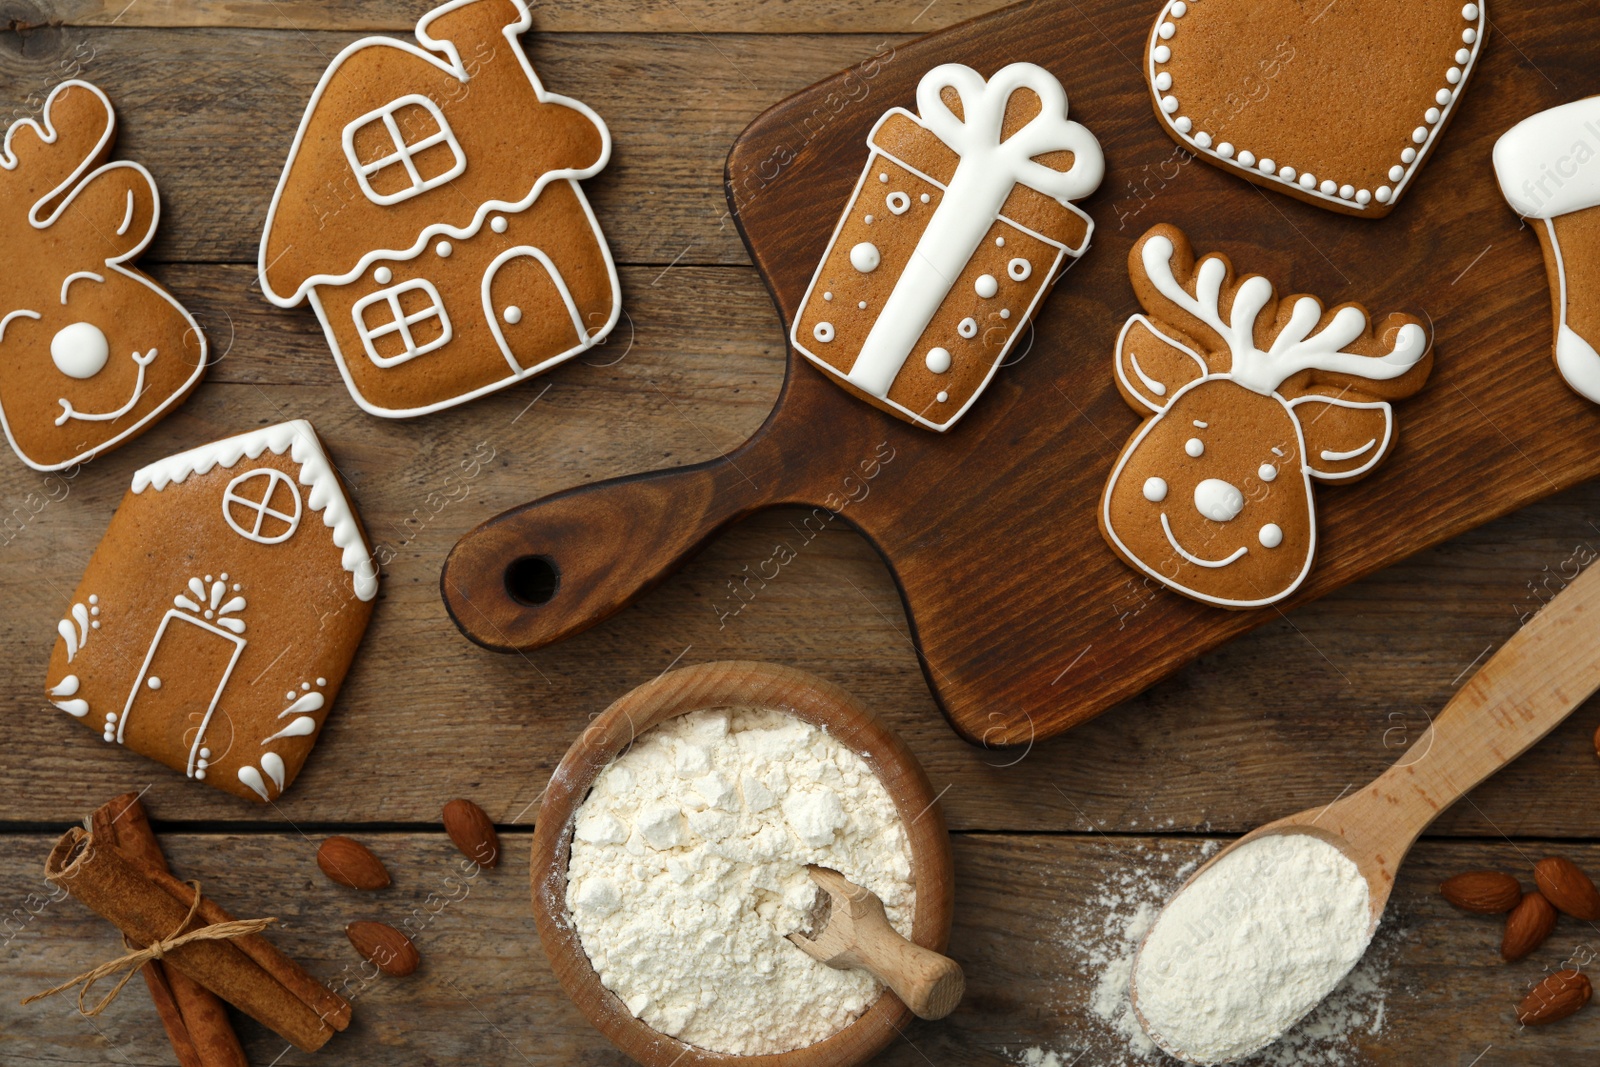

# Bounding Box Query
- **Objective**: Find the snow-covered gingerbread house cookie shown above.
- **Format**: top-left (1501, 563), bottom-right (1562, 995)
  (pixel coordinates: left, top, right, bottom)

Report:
top-left (44, 421), bottom-right (378, 803)
top-left (259, 0), bottom-right (620, 418)
top-left (791, 62), bottom-right (1104, 431)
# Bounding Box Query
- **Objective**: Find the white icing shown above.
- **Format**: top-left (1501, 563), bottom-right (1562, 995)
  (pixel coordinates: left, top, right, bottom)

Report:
top-left (1007, 258), bottom-right (1031, 281)
top-left (131, 420), bottom-right (379, 600)
top-left (935, 390), bottom-right (949, 402)
top-left (504, 305), bottom-right (523, 324)
top-left (1160, 512), bottom-right (1247, 568)
top-left (1258, 462), bottom-right (1277, 483)
top-left (50, 675), bottom-right (80, 697)
top-left (262, 752), bottom-right (286, 789)
top-left (1193, 477), bottom-right (1244, 522)
top-left (1143, 476), bottom-right (1167, 502)
top-left (491, 215), bottom-right (509, 233)
top-left (55, 348), bottom-right (158, 426)
top-left (281, 691), bottom-right (326, 716)
top-left (850, 242), bottom-right (881, 273)
top-left (1494, 97), bottom-right (1600, 219)
top-left (958, 317), bottom-right (978, 338)
top-left (813, 322), bottom-right (834, 343)
top-left (223, 467), bottom-right (302, 544)
top-left (238, 766), bottom-right (270, 801)
top-left (1319, 438), bottom-right (1376, 462)
top-left (49, 322), bottom-right (109, 379)
top-left (1184, 437), bottom-right (1204, 457)
top-left (885, 191), bottom-right (910, 214)
top-left (1556, 323), bottom-right (1600, 403)
top-left (373, 266), bottom-right (393, 285)
top-left (263, 716), bottom-right (318, 744)
top-left (925, 347), bottom-right (952, 373)
top-left (975, 274), bottom-right (999, 298)
top-left (436, 240), bottom-right (452, 256)
top-left (1259, 523), bottom-right (1284, 548)
top-left (147, 677), bottom-right (161, 690)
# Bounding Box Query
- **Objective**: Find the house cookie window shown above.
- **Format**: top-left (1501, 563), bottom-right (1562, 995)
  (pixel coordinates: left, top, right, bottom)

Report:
top-left (352, 278), bottom-right (453, 368)
top-left (342, 94), bottom-right (466, 206)
top-left (223, 468), bottom-right (302, 544)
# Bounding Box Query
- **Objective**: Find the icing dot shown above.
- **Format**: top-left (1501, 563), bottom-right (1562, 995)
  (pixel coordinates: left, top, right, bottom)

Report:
top-left (316, 678), bottom-right (326, 686)
top-left (1161, 95), bottom-right (1180, 115)
top-left (1194, 478), bottom-right (1244, 522)
top-left (813, 321), bottom-right (835, 343)
top-left (1153, 44), bottom-right (1171, 62)
top-left (436, 240), bottom-right (452, 257)
top-left (925, 347), bottom-right (952, 373)
top-left (1007, 258), bottom-right (1032, 282)
top-left (1425, 107), bottom-right (1441, 124)
top-left (1259, 523), bottom-right (1284, 548)
top-left (995, 237), bottom-right (1006, 247)
top-left (878, 172), bottom-right (888, 183)
top-left (1339, 184), bottom-right (1355, 200)
top-left (1436, 88), bottom-right (1453, 106)
top-left (1389, 165), bottom-right (1404, 181)
top-left (1447, 66), bottom-right (1462, 84)
top-left (491, 216), bottom-right (508, 233)
top-left (920, 193), bottom-right (931, 203)
top-left (197, 758), bottom-right (208, 770)
top-left (503, 305), bottom-right (523, 324)
top-left (958, 317), bottom-right (979, 338)
top-left (1237, 150), bottom-right (1256, 167)
top-left (286, 691), bottom-right (296, 701)
top-left (1455, 48), bottom-right (1471, 64)
top-left (50, 322), bottom-right (110, 379)
top-left (201, 748), bottom-right (211, 758)
top-left (1143, 477), bottom-right (1168, 503)
top-left (1217, 142), bottom-right (1235, 159)
top-left (1462, 3), bottom-right (1478, 18)
top-left (204, 610), bottom-right (214, 619)
top-left (936, 391), bottom-right (949, 403)
top-left (1412, 126), bottom-right (1428, 143)
top-left (1258, 158), bottom-right (1275, 175)
top-left (90, 606), bottom-right (99, 616)
top-left (1376, 185), bottom-right (1393, 203)
top-left (1174, 116), bottom-right (1192, 134)
top-left (1258, 463), bottom-right (1277, 483)
top-left (103, 731), bottom-right (115, 742)
top-left (1299, 173), bottom-right (1316, 189)
top-left (1463, 27), bottom-right (1477, 43)
top-left (1320, 179), bottom-right (1338, 195)
top-left (1155, 72), bottom-right (1173, 91)
top-left (1279, 166), bottom-right (1296, 182)
top-left (232, 584), bottom-right (239, 591)
top-left (206, 575), bottom-right (213, 583)
top-left (1000, 309), bottom-right (1011, 319)
top-left (220, 573), bottom-right (227, 581)
top-left (864, 214), bottom-right (874, 224)
top-left (91, 621), bottom-right (99, 629)
top-left (147, 677), bottom-right (161, 690)
top-left (105, 713), bottom-right (116, 723)
top-left (1356, 189), bottom-right (1372, 205)
top-left (858, 301), bottom-right (868, 310)
top-left (1172, 1), bottom-right (1187, 15)
top-left (1158, 21), bottom-right (1175, 39)
top-left (89, 595), bottom-right (97, 604)
top-left (195, 769), bottom-right (206, 780)
top-left (975, 274), bottom-right (999, 298)
top-left (1402, 147), bottom-right (1417, 163)
top-left (1195, 131), bottom-right (1212, 149)
top-left (374, 266), bottom-right (393, 284)
top-left (850, 242), bottom-right (881, 273)
top-left (823, 291), bottom-right (833, 301)
top-left (885, 191), bottom-right (911, 215)
top-left (1185, 437), bottom-right (1204, 458)
top-left (302, 682), bottom-right (311, 690)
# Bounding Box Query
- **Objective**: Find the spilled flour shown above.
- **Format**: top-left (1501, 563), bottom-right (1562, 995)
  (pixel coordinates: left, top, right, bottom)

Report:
top-left (1015, 841), bottom-right (1397, 1067)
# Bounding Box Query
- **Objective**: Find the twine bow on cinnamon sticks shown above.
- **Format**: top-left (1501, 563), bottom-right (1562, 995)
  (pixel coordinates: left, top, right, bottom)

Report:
top-left (23, 880), bottom-right (276, 1018)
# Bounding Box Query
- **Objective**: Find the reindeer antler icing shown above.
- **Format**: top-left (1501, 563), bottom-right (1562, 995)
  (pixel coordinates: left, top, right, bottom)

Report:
top-left (1141, 235), bottom-right (1427, 396)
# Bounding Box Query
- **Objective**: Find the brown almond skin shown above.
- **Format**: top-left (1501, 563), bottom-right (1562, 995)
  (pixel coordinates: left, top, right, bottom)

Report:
top-left (1534, 856), bottom-right (1600, 921)
top-left (1440, 871), bottom-right (1522, 914)
top-left (443, 798), bottom-right (500, 868)
top-left (1518, 969), bottom-right (1592, 1025)
top-left (346, 921), bottom-right (419, 977)
top-left (1502, 891), bottom-right (1558, 962)
top-left (317, 836), bottom-right (391, 891)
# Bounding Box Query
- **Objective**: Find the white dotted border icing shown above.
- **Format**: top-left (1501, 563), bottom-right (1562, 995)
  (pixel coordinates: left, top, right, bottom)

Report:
top-left (1147, 0), bottom-right (1486, 212)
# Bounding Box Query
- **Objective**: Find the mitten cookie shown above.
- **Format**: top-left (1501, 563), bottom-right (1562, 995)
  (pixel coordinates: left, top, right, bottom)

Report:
top-left (0, 81), bottom-right (206, 471)
top-left (1145, 0), bottom-right (1486, 217)
top-left (259, 0), bottom-right (619, 418)
top-left (791, 62), bottom-right (1104, 431)
top-left (44, 420), bottom-right (378, 804)
top-left (1100, 224), bottom-right (1433, 608)
top-left (1494, 97), bottom-right (1600, 404)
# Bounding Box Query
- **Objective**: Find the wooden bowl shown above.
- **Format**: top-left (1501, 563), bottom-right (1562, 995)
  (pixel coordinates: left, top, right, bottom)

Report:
top-left (530, 660), bottom-right (955, 1067)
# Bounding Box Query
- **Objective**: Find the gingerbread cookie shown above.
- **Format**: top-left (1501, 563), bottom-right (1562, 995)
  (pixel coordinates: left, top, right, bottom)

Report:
top-left (0, 80), bottom-right (206, 471)
top-left (44, 420), bottom-right (378, 803)
top-left (1100, 225), bottom-right (1432, 608)
top-left (1494, 97), bottom-right (1600, 405)
top-left (791, 62), bottom-right (1104, 431)
top-left (259, 0), bottom-right (619, 418)
top-left (1145, 0), bottom-right (1486, 217)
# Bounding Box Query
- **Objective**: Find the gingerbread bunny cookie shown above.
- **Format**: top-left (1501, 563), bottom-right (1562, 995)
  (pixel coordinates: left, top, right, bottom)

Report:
top-left (1100, 225), bottom-right (1433, 608)
top-left (0, 80), bottom-right (206, 471)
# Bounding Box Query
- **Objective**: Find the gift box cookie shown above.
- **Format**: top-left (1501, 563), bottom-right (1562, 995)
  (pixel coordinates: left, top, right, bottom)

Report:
top-left (0, 80), bottom-right (206, 470)
top-left (44, 420), bottom-right (378, 803)
top-left (1144, 0), bottom-right (1486, 217)
top-left (1494, 97), bottom-right (1600, 405)
top-left (1100, 225), bottom-right (1433, 608)
top-left (259, 0), bottom-right (620, 418)
top-left (791, 62), bottom-right (1104, 431)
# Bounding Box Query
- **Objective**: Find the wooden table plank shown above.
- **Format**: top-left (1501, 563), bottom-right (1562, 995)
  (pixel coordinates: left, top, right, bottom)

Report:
top-left (2, 831), bottom-right (1592, 1064)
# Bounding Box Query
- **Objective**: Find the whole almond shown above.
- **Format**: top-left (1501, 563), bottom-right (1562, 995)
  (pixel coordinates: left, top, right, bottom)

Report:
top-left (1502, 891), bottom-right (1558, 962)
top-left (317, 836), bottom-right (390, 891)
top-left (443, 798), bottom-right (500, 868)
top-left (1518, 969), bottom-right (1592, 1026)
top-left (1534, 856), bottom-right (1600, 921)
top-left (345, 921), bottom-right (419, 977)
top-left (1440, 871), bottom-right (1522, 914)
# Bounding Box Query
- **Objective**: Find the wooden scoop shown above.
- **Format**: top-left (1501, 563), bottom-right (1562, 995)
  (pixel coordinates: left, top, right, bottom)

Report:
top-left (786, 866), bottom-right (964, 1021)
top-left (1131, 554), bottom-right (1600, 1062)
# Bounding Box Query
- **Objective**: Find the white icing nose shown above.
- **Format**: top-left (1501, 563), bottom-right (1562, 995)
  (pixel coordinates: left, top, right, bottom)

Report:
top-left (1194, 478), bottom-right (1244, 522)
top-left (51, 322), bottom-right (109, 379)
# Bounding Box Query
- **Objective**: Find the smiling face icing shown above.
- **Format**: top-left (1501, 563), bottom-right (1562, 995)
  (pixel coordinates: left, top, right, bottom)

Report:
top-left (1106, 379), bottom-right (1314, 606)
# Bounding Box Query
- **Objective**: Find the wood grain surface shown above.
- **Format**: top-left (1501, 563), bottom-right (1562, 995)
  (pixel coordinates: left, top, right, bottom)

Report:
top-left (3, 2), bottom-right (1600, 1064)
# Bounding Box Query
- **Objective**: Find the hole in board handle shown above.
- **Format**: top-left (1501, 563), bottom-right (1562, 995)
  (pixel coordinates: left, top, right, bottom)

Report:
top-left (505, 555), bottom-right (560, 606)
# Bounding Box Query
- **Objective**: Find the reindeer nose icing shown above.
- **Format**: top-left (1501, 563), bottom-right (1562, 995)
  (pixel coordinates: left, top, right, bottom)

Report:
top-left (1194, 478), bottom-right (1245, 522)
top-left (51, 322), bottom-right (110, 379)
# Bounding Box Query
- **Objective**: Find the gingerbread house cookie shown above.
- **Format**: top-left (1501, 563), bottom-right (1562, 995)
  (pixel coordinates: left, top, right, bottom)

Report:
top-left (0, 80), bottom-right (206, 471)
top-left (259, 0), bottom-right (620, 418)
top-left (791, 62), bottom-right (1104, 431)
top-left (1145, 0), bottom-right (1486, 217)
top-left (1494, 97), bottom-right (1600, 405)
top-left (44, 420), bottom-right (378, 804)
top-left (1100, 225), bottom-right (1433, 608)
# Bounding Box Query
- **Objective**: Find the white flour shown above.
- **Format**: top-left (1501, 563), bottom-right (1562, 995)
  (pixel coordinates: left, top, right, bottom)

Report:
top-left (1133, 834), bottom-right (1374, 1064)
top-left (564, 707), bottom-right (915, 1055)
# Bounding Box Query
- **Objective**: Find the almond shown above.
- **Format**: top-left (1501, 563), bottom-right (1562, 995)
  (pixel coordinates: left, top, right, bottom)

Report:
top-left (1440, 871), bottom-right (1522, 914)
top-left (1502, 891), bottom-right (1558, 962)
top-left (345, 921), bottom-right (419, 977)
top-left (316, 836), bottom-right (390, 891)
top-left (1518, 969), bottom-right (1591, 1026)
top-left (443, 798), bottom-right (500, 868)
top-left (1534, 856), bottom-right (1600, 921)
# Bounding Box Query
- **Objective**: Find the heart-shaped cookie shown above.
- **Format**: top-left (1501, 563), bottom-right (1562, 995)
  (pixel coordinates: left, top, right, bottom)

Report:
top-left (1145, 0), bottom-right (1486, 217)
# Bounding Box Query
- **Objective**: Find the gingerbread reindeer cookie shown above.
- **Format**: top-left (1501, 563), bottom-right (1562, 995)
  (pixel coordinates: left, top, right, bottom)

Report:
top-left (1145, 0), bottom-right (1486, 217)
top-left (1100, 225), bottom-right (1433, 608)
top-left (0, 80), bottom-right (206, 471)
top-left (791, 62), bottom-right (1104, 431)
top-left (259, 0), bottom-right (619, 418)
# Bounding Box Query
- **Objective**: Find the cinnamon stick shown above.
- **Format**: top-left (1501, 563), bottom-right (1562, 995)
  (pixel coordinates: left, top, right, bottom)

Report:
top-left (44, 825), bottom-right (350, 1052)
top-left (91, 793), bottom-right (247, 1067)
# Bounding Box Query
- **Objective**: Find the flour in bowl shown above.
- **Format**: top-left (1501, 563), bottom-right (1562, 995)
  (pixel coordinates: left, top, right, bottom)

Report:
top-left (564, 707), bottom-right (916, 1055)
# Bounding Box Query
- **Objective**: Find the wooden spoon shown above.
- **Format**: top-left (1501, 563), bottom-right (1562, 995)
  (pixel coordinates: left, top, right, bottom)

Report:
top-left (1131, 555), bottom-right (1600, 1062)
top-left (787, 866), bottom-right (964, 1021)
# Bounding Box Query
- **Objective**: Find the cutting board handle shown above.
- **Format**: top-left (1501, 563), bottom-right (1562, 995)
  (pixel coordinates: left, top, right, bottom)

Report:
top-left (442, 455), bottom-right (778, 652)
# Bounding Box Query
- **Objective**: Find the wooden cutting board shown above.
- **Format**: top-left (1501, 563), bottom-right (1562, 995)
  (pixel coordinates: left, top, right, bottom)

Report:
top-left (444, 0), bottom-right (1600, 745)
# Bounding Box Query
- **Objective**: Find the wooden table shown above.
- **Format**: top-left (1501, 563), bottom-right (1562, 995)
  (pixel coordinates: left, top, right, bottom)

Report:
top-left (3, 2), bottom-right (1598, 1063)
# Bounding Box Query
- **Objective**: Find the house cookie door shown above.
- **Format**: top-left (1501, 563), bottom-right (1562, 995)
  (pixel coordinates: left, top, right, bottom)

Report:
top-left (119, 608), bottom-right (245, 780)
top-left (482, 246), bottom-right (589, 375)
